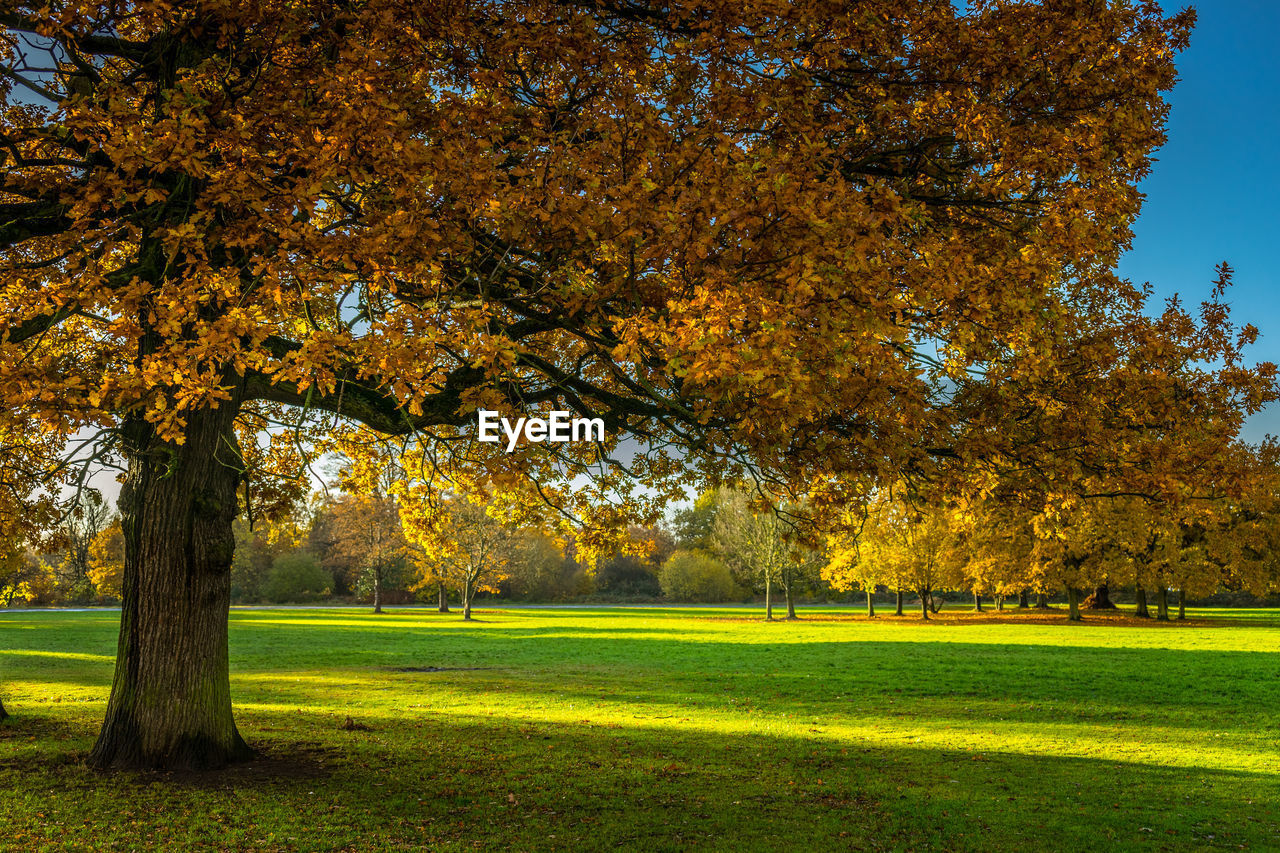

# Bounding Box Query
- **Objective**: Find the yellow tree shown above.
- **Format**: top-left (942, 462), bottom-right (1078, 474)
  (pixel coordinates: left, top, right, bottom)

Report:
top-left (403, 491), bottom-right (515, 621)
top-left (87, 517), bottom-right (125, 600)
top-left (830, 491), bottom-right (958, 620)
top-left (1, 1), bottom-right (1198, 768)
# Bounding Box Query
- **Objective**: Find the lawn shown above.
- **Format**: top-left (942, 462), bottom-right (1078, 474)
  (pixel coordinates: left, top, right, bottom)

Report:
top-left (2, 605), bottom-right (1279, 851)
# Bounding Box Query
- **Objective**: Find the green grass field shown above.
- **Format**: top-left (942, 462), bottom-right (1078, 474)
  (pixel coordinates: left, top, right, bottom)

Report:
top-left (3, 606), bottom-right (1279, 851)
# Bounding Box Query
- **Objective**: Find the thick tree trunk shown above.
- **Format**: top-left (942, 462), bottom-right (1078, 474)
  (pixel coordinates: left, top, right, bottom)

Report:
top-left (866, 588), bottom-right (875, 618)
top-left (437, 582), bottom-right (450, 613)
top-left (87, 406), bottom-right (252, 771)
top-left (1034, 592), bottom-right (1049, 609)
top-left (1155, 586), bottom-right (1169, 621)
top-left (1134, 586), bottom-right (1150, 618)
top-left (973, 592), bottom-right (983, 613)
top-left (0, 697), bottom-right (8, 721)
top-left (462, 577), bottom-right (473, 621)
top-left (1177, 587), bottom-right (1186, 620)
top-left (895, 590), bottom-right (903, 616)
top-left (785, 581), bottom-right (796, 620)
top-left (373, 567), bottom-right (382, 614)
top-left (1018, 590), bottom-right (1030, 609)
top-left (1082, 584), bottom-right (1117, 610)
top-left (1066, 587), bottom-right (1081, 622)
top-left (764, 574), bottom-right (773, 621)
top-left (919, 589), bottom-right (929, 621)
top-left (995, 595), bottom-right (1004, 611)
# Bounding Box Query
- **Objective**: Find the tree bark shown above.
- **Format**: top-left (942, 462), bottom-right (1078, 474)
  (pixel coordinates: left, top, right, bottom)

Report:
top-left (1177, 587), bottom-right (1186, 620)
top-left (1018, 590), bottom-right (1029, 609)
top-left (784, 579), bottom-right (796, 620)
top-left (1034, 592), bottom-right (1049, 609)
top-left (372, 566), bottom-right (382, 614)
top-left (1066, 586), bottom-right (1081, 622)
top-left (1155, 585), bottom-right (1169, 621)
top-left (919, 588), bottom-right (929, 621)
top-left (1082, 584), bottom-right (1117, 609)
top-left (0, 697), bottom-right (8, 721)
top-left (995, 594), bottom-right (1004, 611)
top-left (437, 582), bottom-right (450, 613)
top-left (895, 589), bottom-right (903, 616)
top-left (87, 406), bottom-right (253, 771)
top-left (462, 577), bottom-right (473, 620)
top-left (764, 573), bottom-right (773, 621)
top-left (865, 588), bottom-right (875, 618)
top-left (973, 592), bottom-right (983, 613)
top-left (1134, 586), bottom-right (1150, 618)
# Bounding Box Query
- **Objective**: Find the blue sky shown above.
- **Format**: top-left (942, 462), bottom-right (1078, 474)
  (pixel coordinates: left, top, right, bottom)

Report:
top-left (1116, 1), bottom-right (1280, 441)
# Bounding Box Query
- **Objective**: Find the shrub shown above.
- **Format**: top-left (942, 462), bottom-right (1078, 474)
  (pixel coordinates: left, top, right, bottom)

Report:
top-left (262, 552), bottom-right (333, 603)
top-left (659, 550), bottom-right (737, 603)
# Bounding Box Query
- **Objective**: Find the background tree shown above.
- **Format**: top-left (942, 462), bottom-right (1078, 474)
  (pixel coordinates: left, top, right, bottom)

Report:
top-left (86, 517), bottom-right (125, 601)
top-left (405, 493), bottom-right (515, 621)
top-left (842, 492), bottom-right (957, 621)
top-left (325, 493), bottom-right (409, 614)
top-left (659, 549), bottom-right (737, 603)
top-left (714, 488), bottom-right (818, 620)
top-left (261, 552), bottom-right (333, 604)
top-left (48, 490), bottom-right (111, 603)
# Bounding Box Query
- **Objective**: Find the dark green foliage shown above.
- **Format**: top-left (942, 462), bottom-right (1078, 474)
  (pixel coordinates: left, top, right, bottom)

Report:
top-left (261, 553), bottom-right (333, 603)
top-left (659, 549), bottom-right (739, 602)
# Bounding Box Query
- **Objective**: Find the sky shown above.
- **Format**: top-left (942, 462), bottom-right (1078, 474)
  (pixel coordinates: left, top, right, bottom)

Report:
top-left (1115, 0), bottom-right (1280, 442)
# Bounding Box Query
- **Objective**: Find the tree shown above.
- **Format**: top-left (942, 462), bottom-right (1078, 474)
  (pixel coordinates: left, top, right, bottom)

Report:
top-left (1, 1), bottom-right (1198, 768)
top-left (659, 549), bottom-right (737, 603)
top-left (714, 488), bottom-right (818, 620)
top-left (832, 492), bottom-right (957, 620)
top-left (87, 517), bottom-right (125, 600)
top-left (261, 552), bottom-right (333, 603)
top-left (325, 493), bottom-right (409, 614)
top-left (405, 493), bottom-right (515, 621)
top-left (49, 490), bottom-right (112, 603)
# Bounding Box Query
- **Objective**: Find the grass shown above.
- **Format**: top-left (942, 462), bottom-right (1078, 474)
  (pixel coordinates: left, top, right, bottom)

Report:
top-left (3, 605), bottom-right (1280, 851)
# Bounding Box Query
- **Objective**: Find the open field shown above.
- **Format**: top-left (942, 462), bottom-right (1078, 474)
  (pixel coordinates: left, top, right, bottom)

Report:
top-left (3, 606), bottom-right (1280, 851)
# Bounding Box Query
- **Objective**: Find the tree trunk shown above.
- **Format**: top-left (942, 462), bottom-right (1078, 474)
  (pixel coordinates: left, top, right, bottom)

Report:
top-left (919, 589), bottom-right (929, 621)
top-left (784, 580), bottom-right (796, 620)
top-left (895, 590), bottom-right (903, 616)
top-left (995, 594), bottom-right (1004, 611)
top-left (372, 566), bottom-right (382, 614)
top-left (1155, 585), bottom-right (1169, 621)
top-left (0, 697), bottom-right (8, 721)
top-left (764, 573), bottom-right (773, 621)
top-left (87, 406), bottom-right (252, 771)
top-left (1018, 590), bottom-right (1030, 609)
top-left (1082, 584), bottom-right (1117, 610)
top-left (1177, 587), bottom-right (1186, 620)
top-left (1134, 586), bottom-right (1150, 618)
top-left (973, 592), bottom-right (983, 613)
top-left (1034, 592), bottom-right (1049, 609)
top-left (462, 577), bottom-right (473, 621)
top-left (437, 582), bottom-right (450, 613)
top-left (1066, 586), bottom-right (1081, 622)
top-left (865, 588), bottom-right (875, 618)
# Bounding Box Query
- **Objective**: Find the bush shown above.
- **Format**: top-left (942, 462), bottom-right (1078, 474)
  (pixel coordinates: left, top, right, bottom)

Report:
top-left (262, 552), bottom-right (333, 603)
top-left (659, 550), bottom-right (737, 603)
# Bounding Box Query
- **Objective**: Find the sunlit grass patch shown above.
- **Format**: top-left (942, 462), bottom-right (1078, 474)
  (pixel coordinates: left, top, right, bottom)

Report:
top-left (3, 606), bottom-right (1279, 851)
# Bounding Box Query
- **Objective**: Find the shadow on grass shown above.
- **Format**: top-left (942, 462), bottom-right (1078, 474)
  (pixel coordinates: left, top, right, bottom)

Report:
top-left (1, 701), bottom-right (1277, 852)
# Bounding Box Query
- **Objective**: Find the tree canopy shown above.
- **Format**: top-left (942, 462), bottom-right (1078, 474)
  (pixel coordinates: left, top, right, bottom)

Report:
top-left (0, 0), bottom-right (1233, 770)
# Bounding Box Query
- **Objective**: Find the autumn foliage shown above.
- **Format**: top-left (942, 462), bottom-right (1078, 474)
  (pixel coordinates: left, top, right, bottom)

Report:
top-left (4, 0), bottom-right (1272, 771)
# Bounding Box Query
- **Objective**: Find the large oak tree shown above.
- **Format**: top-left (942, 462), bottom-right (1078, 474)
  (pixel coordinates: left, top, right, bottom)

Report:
top-left (2, 0), bottom-right (1196, 768)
